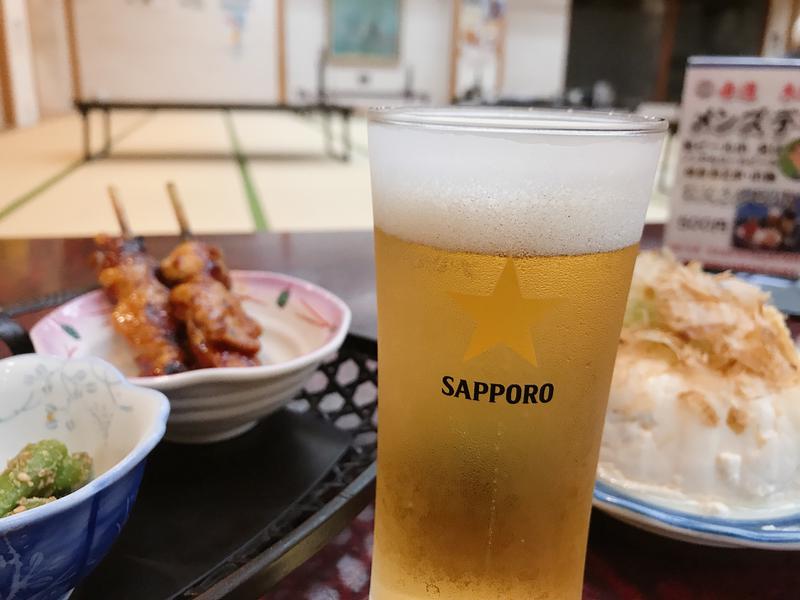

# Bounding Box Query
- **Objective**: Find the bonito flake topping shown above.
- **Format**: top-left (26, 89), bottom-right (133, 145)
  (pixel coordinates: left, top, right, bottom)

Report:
top-left (622, 250), bottom-right (799, 390)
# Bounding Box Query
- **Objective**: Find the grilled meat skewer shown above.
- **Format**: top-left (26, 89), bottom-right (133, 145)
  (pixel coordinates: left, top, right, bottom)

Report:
top-left (160, 182), bottom-right (262, 368)
top-left (93, 188), bottom-right (187, 376)
top-left (159, 239), bottom-right (231, 289)
top-left (170, 279), bottom-right (261, 368)
top-left (159, 181), bottom-right (231, 288)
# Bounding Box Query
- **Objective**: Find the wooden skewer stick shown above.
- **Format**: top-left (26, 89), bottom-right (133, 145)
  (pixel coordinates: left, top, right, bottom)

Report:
top-left (166, 181), bottom-right (193, 240)
top-left (107, 185), bottom-right (132, 240)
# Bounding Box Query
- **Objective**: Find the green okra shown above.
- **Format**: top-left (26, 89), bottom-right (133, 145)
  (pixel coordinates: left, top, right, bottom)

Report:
top-left (0, 440), bottom-right (68, 516)
top-left (54, 452), bottom-right (93, 495)
top-left (3, 496), bottom-right (57, 517)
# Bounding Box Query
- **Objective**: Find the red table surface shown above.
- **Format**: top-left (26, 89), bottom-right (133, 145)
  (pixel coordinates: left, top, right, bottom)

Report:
top-left (1, 225), bottom-right (799, 600)
top-left (266, 505), bottom-right (800, 600)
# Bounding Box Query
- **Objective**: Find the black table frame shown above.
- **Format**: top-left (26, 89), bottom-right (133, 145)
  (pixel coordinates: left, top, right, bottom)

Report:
top-left (75, 100), bottom-right (354, 161)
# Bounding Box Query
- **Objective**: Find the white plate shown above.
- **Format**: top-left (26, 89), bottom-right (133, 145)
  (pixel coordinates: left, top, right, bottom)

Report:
top-left (593, 480), bottom-right (800, 549)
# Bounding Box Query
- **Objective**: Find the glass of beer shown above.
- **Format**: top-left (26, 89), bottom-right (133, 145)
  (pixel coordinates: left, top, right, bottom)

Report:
top-left (367, 108), bottom-right (666, 599)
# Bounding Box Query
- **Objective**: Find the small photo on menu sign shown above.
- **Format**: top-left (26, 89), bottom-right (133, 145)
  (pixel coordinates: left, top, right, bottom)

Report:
top-left (666, 56), bottom-right (800, 278)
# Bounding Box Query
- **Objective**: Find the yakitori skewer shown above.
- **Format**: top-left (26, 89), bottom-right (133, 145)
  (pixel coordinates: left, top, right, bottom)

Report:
top-left (107, 185), bottom-right (132, 239)
top-left (159, 181), bottom-right (231, 288)
top-left (92, 186), bottom-right (187, 375)
top-left (160, 182), bottom-right (262, 369)
top-left (166, 181), bottom-right (191, 240)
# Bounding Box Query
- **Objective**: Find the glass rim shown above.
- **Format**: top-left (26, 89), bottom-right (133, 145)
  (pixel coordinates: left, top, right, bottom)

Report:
top-left (367, 106), bottom-right (668, 136)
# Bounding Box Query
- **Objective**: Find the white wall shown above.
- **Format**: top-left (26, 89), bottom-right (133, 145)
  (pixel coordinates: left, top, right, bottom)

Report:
top-left (501, 0), bottom-right (570, 100)
top-left (2, 0), bottom-right (38, 125)
top-left (20, 0), bottom-right (570, 118)
top-left (400, 0), bottom-right (452, 103)
top-left (285, 0), bottom-right (453, 105)
top-left (27, 0), bottom-right (72, 117)
top-left (284, 0), bottom-right (324, 102)
top-left (73, 0), bottom-right (278, 102)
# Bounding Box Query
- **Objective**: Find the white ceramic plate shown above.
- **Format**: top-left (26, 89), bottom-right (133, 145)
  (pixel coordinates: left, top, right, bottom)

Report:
top-left (30, 270), bottom-right (351, 443)
top-left (593, 481), bottom-right (800, 549)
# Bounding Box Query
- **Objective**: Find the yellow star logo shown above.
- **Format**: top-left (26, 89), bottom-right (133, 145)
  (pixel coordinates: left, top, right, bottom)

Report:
top-left (450, 259), bottom-right (557, 367)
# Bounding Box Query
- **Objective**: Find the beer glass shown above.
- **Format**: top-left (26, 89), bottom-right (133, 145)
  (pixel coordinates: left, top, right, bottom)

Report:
top-left (368, 108), bottom-right (666, 599)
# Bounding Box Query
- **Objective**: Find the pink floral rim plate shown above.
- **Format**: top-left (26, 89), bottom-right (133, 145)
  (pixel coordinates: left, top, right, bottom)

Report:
top-left (30, 271), bottom-right (351, 444)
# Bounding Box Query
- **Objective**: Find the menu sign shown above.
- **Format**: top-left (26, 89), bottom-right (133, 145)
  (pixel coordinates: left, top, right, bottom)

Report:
top-left (665, 57), bottom-right (800, 278)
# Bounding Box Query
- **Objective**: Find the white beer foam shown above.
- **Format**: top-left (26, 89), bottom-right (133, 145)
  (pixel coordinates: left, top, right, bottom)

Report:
top-left (368, 118), bottom-right (664, 256)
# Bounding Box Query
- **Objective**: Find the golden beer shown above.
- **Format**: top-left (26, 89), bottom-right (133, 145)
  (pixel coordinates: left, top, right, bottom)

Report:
top-left (368, 108), bottom-right (666, 599)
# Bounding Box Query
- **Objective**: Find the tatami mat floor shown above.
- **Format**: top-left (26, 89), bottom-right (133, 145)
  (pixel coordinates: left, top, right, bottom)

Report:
top-left (114, 111), bottom-right (233, 156)
top-left (0, 111), bottom-right (151, 220)
top-left (230, 111), bottom-right (334, 156)
top-left (0, 110), bottom-right (668, 239)
top-left (0, 158), bottom-right (252, 237)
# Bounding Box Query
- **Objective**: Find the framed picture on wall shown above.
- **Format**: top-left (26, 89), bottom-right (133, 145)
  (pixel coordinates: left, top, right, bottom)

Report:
top-left (327, 0), bottom-right (401, 65)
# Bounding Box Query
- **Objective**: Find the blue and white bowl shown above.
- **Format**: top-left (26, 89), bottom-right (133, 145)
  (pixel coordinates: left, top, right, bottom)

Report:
top-left (594, 481), bottom-right (800, 549)
top-left (0, 354), bottom-right (169, 599)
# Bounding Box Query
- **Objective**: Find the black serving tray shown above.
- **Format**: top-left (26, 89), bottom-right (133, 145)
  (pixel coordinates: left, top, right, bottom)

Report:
top-left (72, 411), bottom-right (351, 599)
top-left (0, 297), bottom-right (378, 600)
